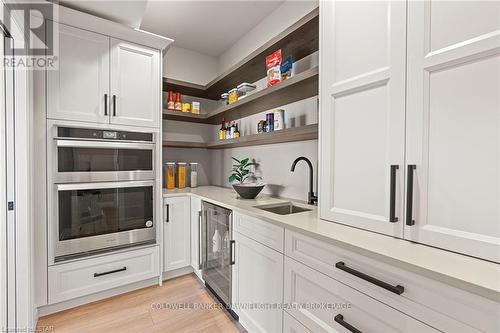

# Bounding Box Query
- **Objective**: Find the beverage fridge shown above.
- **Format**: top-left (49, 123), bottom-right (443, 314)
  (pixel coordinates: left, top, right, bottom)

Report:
top-left (199, 201), bottom-right (237, 319)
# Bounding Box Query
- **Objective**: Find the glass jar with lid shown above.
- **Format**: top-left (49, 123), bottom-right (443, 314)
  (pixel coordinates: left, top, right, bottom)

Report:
top-left (177, 162), bottom-right (187, 189)
top-left (165, 162), bottom-right (176, 189)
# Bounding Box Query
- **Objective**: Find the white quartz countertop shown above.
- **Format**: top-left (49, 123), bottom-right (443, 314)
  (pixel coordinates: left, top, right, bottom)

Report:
top-left (163, 186), bottom-right (500, 301)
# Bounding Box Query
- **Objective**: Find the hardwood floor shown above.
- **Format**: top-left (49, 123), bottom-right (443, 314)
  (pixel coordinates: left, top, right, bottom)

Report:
top-left (37, 274), bottom-right (246, 333)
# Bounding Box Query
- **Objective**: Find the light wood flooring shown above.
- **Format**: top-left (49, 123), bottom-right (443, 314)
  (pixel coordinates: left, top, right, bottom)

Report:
top-left (37, 274), bottom-right (246, 333)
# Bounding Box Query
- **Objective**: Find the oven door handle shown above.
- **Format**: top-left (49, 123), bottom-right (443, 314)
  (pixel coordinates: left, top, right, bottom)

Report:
top-left (55, 139), bottom-right (154, 150)
top-left (56, 180), bottom-right (155, 191)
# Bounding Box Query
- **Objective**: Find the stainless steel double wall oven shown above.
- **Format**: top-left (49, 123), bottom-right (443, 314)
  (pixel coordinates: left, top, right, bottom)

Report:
top-left (49, 124), bottom-right (158, 261)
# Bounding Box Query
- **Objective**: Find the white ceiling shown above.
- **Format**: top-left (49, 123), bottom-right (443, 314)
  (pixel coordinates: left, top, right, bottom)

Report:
top-left (57, 0), bottom-right (149, 28)
top-left (139, 1), bottom-right (284, 56)
top-left (56, 0), bottom-right (285, 56)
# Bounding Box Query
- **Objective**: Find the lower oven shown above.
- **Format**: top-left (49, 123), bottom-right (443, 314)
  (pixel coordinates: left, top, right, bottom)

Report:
top-left (51, 180), bottom-right (156, 261)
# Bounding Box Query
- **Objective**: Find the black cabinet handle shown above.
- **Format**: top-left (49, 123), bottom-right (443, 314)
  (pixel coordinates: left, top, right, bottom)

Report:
top-left (406, 165), bottom-right (416, 226)
top-left (104, 94), bottom-right (108, 116)
top-left (112, 95), bottom-right (116, 116)
top-left (389, 165), bottom-right (399, 222)
top-left (335, 262), bottom-right (404, 295)
top-left (334, 314), bottom-right (362, 333)
top-left (230, 240), bottom-right (235, 265)
top-left (165, 204), bottom-right (170, 223)
top-left (94, 266), bottom-right (126, 277)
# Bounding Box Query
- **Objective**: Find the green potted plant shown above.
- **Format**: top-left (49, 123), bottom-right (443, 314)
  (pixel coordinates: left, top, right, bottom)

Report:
top-left (229, 157), bottom-right (265, 199)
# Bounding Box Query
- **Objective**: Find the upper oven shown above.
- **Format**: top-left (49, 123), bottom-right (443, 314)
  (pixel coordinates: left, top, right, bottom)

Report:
top-left (53, 126), bottom-right (156, 183)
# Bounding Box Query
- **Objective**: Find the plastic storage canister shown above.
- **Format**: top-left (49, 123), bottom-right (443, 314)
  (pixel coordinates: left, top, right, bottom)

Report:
top-left (190, 163), bottom-right (198, 188)
top-left (177, 163), bottom-right (187, 189)
top-left (165, 162), bottom-right (176, 189)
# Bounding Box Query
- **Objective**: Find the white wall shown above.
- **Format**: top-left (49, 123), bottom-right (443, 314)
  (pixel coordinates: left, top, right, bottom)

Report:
top-left (217, 0), bottom-right (318, 74)
top-left (211, 140), bottom-right (318, 201)
top-left (163, 46), bottom-right (218, 85)
top-left (162, 1), bottom-right (318, 84)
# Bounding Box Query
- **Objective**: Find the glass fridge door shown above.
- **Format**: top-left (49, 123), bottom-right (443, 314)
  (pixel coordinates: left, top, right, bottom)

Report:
top-left (201, 202), bottom-right (232, 305)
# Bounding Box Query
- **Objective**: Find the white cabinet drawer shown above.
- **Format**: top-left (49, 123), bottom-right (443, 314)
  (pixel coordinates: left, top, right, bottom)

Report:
top-left (283, 312), bottom-right (313, 333)
top-left (48, 246), bottom-right (159, 304)
top-left (284, 256), bottom-right (437, 333)
top-left (285, 230), bottom-right (497, 332)
top-left (233, 212), bottom-right (284, 253)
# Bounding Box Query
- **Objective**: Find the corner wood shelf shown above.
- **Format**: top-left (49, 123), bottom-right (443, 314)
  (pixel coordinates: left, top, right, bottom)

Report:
top-left (162, 124), bottom-right (318, 150)
top-left (162, 8), bottom-right (319, 100)
top-left (163, 67), bottom-right (318, 125)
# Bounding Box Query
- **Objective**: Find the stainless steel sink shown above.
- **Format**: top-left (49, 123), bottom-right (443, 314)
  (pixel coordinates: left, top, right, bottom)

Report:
top-left (255, 202), bottom-right (312, 215)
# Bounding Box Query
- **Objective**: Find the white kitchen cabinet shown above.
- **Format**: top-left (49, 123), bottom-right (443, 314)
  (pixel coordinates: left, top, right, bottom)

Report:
top-left (163, 197), bottom-right (190, 272)
top-left (320, 0), bottom-right (500, 262)
top-left (319, 0), bottom-right (407, 237)
top-left (284, 256), bottom-right (438, 333)
top-left (47, 24), bottom-right (110, 124)
top-left (110, 39), bottom-right (160, 128)
top-left (48, 246), bottom-right (159, 304)
top-left (190, 196), bottom-right (202, 279)
top-left (47, 24), bottom-right (161, 128)
top-left (232, 231), bottom-right (283, 333)
top-left (405, 1), bottom-right (500, 262)
top-left (283, 312), bottom-right (313, 333)
top-left (285, 230), bottom-right (497, 333)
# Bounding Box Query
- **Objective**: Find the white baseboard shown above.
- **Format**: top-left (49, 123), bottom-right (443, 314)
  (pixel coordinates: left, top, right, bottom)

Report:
top-left (37, 277), bottom-right (160, 317)
top-left (162, 266), bottom-right (194, 281)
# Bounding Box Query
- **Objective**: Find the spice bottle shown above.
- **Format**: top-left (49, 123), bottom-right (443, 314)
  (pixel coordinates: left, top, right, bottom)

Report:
top-left (234, 122), bottom-right (240, 138)
top-left (219, 118), bottom-right (226, 140)
top-left (174, 92), bottom-right (182, 111)
top-left (167, 91), bottom-right (175, 110)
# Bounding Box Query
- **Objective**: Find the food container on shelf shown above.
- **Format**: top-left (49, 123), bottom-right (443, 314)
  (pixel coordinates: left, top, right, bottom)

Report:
top-left (228, 88), bottom-right (239, 104)
top-left (221, 93), bottom-right (229, 105)
top-left (181, 103), bottom-right (191, 113)
top-left (237, 83), bottom-right (257, 100)
top-left (165, 162), bottom-right (176, 189)
top-left (177, 162), bottom-right (187, 189)
top-left (273, 109), bottom-right (285, 130)
top-left (189, 163), bottom-right (198, 188)
top-left (191, 101), bottom-right (200, 114)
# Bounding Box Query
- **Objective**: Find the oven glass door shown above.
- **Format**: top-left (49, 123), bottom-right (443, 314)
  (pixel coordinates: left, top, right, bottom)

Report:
top-left (55, 140), bottom-right (154, 182)
top-left (55, 181), bottom-right (155, 259)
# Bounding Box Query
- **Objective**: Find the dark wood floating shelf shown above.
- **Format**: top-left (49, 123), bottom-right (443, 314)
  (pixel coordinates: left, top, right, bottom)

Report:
top-left (162, 124), bottom-right (318, 149)
top-left (163, 67), bottom-right (318, 125)
top-left (162, 8), bottom-right (319, 100)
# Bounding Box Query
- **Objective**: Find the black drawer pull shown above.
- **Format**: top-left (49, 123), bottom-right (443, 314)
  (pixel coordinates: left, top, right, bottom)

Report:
top-left (335, 262), bottom-right (404, 295)
top-left (389, 165), bottom-right (399, 222)
top-left (334, 314), bottom-right (362, 333)
top-left (93, 266), bottom-right (127, 277)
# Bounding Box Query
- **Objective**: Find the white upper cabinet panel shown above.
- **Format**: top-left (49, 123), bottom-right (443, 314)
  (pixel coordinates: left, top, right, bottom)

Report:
top-left (110, 39), bottom-right (160, 128)
top-left (333, 1), bottom-right (388, 82)
top-left (429, 1), bottom-right (500, 51)
top-left (47, 24), bottom-right (110, 124)
top-left (319, 0), bottom-right (406, 237)
top-left (405, 1), bottom-right (500, 262)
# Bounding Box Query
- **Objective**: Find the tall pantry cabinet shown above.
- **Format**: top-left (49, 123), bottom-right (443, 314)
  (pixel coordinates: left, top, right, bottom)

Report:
top-left (319, 0), bottom-right (500, 263)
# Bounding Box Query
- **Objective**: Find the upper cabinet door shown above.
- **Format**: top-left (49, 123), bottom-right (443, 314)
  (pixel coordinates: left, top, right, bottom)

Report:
top-left (110, 39), bottom-right (160, 128)
top-left (319, 1), bottom-right (406, 236)
top-left (47, 24), bottom-right (110, 124)
top-left (405, 1), bottom-right (500, 262)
